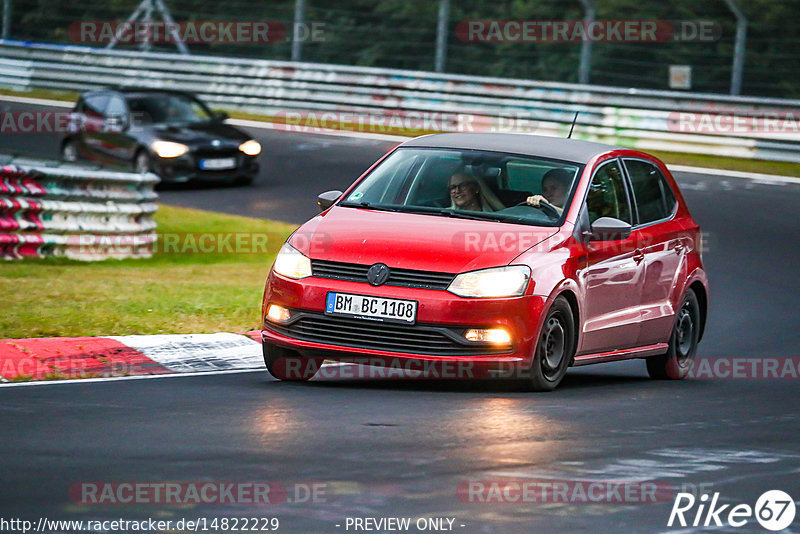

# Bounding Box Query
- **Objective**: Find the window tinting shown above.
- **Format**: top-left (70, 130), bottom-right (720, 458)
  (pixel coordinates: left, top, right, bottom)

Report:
top-left (624, 159), bottom-right (677, 224)
top-left (586, 160), bottom-right (632, 225)
top-left (82, 94), bottom-right (109, 117)
top-left (105, 95), bottom-right (128, 121)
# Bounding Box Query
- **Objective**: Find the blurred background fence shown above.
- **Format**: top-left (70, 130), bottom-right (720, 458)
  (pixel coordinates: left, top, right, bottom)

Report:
top-left (1, 0), bottom-right (798, 99)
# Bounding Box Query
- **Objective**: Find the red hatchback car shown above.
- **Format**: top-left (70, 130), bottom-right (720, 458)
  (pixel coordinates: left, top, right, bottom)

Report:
top-left (260, 134), bottom-right (708, 390)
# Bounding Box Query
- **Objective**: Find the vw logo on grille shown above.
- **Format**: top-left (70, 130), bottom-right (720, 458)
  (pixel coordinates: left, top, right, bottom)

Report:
top-left (366, 263), bottom-right (391, 286)
top-left (211, 139), bottom-right (221, 147)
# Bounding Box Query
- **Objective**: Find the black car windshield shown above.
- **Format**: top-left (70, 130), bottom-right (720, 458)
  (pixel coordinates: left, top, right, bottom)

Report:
top-left (127, 93), bottom-right (214, 125)
top-left (339, 148), bottom-right (583, 226)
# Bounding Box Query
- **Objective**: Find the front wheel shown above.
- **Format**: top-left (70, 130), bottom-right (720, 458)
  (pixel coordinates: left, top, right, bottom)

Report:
top-left (263, 343), bottom-right (322, 382)
top-left (524, 296), bottom-right (576, 391)
top-left (646, 289), bottom-right (701, 379)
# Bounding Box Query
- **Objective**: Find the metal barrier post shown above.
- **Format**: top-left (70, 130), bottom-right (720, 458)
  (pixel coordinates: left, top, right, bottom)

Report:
top-left (723, 0), bottom-right (748, 96)
top-left (2, 0), bottom-right (10, 40)
top-left (292, 0), bottom-right (307, 62)
top-left (435, 0), bottom-right (450, 73)
top-left (578, 0), bottom-right (595, 85)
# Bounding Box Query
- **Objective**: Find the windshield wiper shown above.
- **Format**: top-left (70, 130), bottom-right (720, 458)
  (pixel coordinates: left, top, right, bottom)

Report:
top-left (339, 201), bottom-right (401, 212)
top-left (394, 205), bottom-right (506, 222)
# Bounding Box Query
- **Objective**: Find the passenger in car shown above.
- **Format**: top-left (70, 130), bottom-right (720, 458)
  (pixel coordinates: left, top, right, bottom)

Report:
top-left (448, 168), bottom-right (505, 212)
top-left (526, 168), bottom-right (571, 215)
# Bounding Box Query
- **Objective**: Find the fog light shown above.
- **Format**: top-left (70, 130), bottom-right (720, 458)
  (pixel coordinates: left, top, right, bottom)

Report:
top-left (266, 304), bottom-right (292, 324)
top-left (465, 328), bottom-right (511, 344)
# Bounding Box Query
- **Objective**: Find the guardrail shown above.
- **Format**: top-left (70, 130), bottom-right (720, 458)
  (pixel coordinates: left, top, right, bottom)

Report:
top-left (1, 40), bottom-right (800, 163)
top-left (0, 157), bottom-right (158, 260)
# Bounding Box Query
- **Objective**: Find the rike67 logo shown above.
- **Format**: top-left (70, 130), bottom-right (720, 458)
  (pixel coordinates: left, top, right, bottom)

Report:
top-left (668, 490), bottom-right (796, 531)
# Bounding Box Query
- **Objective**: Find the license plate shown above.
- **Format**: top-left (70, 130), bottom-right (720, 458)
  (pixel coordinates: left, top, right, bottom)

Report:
top-left (325, 292), bottom-right (417, 325)
top-left (199, 157), bottom-right (236, 170)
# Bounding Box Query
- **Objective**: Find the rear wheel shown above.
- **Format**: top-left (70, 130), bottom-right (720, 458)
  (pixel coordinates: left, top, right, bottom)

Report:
top-left (646, 289), bottom-right (701, 379)
top-left (263, 343), bottom-right (322, 382)
top-left (525, 297), bottom-right (576, 392)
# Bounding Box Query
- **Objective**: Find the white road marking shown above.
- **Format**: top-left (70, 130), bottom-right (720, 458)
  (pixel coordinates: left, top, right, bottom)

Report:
top-left (108, 332), bottom-right (264, 372)
top-left (669, 164), bottom-right (800, 184)
top-left (0, 368), bottom-right (265, 388)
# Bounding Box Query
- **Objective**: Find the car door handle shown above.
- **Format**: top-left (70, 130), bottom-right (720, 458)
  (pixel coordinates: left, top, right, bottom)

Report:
top-left (633, 250), bottom-right (645, 263)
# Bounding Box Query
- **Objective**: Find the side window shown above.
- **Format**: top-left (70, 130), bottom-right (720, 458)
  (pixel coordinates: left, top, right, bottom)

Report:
top-left (105, 95), bottom-right (128, 118)
top-left (83, 94), bottom-right (109, 118)
top-left (586, 160), bottom-right (632, 225)
top-left (624, 159), bottom-right (677, 225)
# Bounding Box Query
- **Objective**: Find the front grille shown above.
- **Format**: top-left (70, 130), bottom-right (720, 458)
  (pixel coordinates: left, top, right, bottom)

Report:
top-left (311, 260), bottom-right (455, 290)
top-left (194, 148), bottom-right (240, 159)
top-left (267, 313), bottom-right (510, 356)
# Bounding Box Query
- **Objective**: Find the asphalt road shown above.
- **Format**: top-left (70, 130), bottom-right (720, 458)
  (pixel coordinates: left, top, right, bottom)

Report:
top-left (2, 97), bottom-right (800, 533)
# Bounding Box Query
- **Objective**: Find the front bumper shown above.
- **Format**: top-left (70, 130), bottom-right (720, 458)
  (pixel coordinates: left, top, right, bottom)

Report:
top-left (153, 153), bottom-right (259, 183)
top-left (261, 270), bottom-right (547, 370)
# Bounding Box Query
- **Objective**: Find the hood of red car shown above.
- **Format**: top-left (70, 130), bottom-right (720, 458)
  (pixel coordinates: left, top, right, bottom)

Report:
top-left (289, 206), bottom-right (559, 274)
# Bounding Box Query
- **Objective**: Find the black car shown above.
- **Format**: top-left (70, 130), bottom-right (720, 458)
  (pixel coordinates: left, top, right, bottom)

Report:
top-left (61, 89), bottom-right (260, 185)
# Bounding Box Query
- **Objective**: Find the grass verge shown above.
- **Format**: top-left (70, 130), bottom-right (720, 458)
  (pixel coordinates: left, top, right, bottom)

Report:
top-left (0, 205), bottom-right (297, 339)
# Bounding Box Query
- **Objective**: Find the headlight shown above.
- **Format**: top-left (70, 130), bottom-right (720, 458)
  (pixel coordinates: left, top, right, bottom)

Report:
top-left (239, 140), bottom-right (261, 156)
top-left (151, 140), bottom-right (189, 158)
top-left (272, 243), bottom-right (312, 279)
top-left (447, 265), bottom-right (531, 298)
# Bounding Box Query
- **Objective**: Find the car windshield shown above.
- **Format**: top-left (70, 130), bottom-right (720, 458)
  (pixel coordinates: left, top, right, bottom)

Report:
top-left (127, 93), bottom-right (214, 126)
top-left (340, 148), bottom-right (583, 226)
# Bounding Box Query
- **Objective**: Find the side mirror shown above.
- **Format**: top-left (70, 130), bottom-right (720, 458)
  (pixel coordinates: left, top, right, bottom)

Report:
top-left (104, 114), bottom-right (129, 132)
top-left (588, 217), bottom-right (632, 241)
top-left (215, 111), bottom-right (229, 122)
top-left (318, 190), bottom-right (343, 211)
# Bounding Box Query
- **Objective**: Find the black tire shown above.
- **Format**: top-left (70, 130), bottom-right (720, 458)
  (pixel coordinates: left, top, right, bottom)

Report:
top-left (134, 150), bottom-right (152, 174)
top-left (263, 343), bottom-right (322, 382)
top-left (62, 139), bottom-right (79, 162)
top-left (646, 289), bottom-right (701, 380)
top-left (524, 296), bottom-right (576, 391)
top-left (235, 175), bottom-right (255, 186)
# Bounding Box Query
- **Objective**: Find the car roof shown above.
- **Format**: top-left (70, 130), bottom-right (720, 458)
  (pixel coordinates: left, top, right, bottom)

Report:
top-left (401, 133), bottom-right (624, 164)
